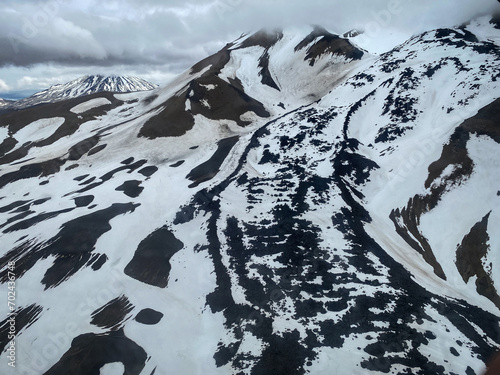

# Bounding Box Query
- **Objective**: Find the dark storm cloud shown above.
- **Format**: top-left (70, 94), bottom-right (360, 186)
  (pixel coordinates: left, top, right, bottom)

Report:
top-left (1, 0), bottom-right (499, 68)
top-left (0, 0), bottom-right (499, 92)
top-left (0, 1), bottom-right (206, 68)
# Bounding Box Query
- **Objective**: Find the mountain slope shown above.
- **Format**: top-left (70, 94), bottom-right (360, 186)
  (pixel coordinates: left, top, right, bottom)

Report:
top-left (0, 19), bottom-right (499, 375)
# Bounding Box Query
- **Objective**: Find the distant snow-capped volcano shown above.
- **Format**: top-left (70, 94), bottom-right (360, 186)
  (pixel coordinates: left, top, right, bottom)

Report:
top-left (4, 75), bottom-right (157, 111)
top-left (0, 98), bottom-right (14, 108)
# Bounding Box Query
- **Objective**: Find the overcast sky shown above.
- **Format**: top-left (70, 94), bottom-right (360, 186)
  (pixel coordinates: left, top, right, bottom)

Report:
top-left (0, 0), bottom-right (499, 99)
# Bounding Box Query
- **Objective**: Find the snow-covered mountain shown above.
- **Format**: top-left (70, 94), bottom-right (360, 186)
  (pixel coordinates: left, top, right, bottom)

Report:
top-left (3, 75), bottom-right (157, 111)
top-left (0, 99), bottom-right (14, 109)
top-left (0, 16), bottom-right (499, 375)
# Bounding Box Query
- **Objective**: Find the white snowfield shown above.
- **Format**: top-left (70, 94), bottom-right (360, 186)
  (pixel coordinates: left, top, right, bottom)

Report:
top-left (70, 97), bottom-right (112, 114)
top-left (14, 117), bottom-right (65, 142)
top-left (0, 18), bottom-right (499, 375)
top-left (0, 126), bottom-right (8, 142)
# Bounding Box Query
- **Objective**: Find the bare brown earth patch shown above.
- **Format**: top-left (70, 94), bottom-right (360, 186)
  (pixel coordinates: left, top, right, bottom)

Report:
top-left (189, 76), bottom-right (270, 125)
top-left (390, 202), bottom-right (446, 280)
top-left (426, 98), bottom-right (500, 188)
top-left (138, 89), bottom-right (194, 138)
top-left (238, 29), bottom-right (284, 49)
top-left (456, 213), bottom-right (500, 309)
top-left (391, 99), bottom-right (500, 280)
top-left (294, 26), bottom-right (364, 65)
top-left (139, 30), bottom-right (290, 139)
top-left (139, 75), bottom-right (269, 139)
top-left (190, 44), bottom-right (233, 75)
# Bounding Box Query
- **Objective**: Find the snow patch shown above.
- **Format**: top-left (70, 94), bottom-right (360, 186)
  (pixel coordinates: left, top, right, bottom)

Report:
top-left (466, 15), bottom-right (500, 45)
top-left (70, 97), bottom-right (112, 114)
top-left (14, 117), bottom-right (65, 144)
top-left (99, 362), bottom-right (125, 375)
top-left (0, 126), bottom-right (9, 142)
top-left (200, 99), bottom-right (210, 108)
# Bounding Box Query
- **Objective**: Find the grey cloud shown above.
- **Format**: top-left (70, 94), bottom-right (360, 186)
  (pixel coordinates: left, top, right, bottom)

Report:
top-left (0, 3), bottom-right (201, 68)
top-left (3, 0), bottom-right (499, 68)
top-left (0, 0), bottom-right (499, 92)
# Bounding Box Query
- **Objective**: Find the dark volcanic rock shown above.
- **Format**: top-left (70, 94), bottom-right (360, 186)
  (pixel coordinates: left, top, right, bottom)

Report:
top-left (0, 203), bottom-right (139, 289)
top-left (91, 295), bottom-right (134, 330)
top-left (74, 160), bottom-right (147, 194)
top-left (121, 157), bottom-right (135, 165)
top-left (135, 308), bottom-right (164, 325)
top-left (0, 21), bottom-right (499, 375)
top-left (115, 180), bottom-right (144, 198)
top-left (138, 166), bottom-right (158, 177)
top-left (2, 207), bottom-right (75, 233)
top-left (43, 329), bottom-right (147, 375)
top-left (124, 226), bottom-right (184, 288)
top-left (0, 304), bottom-right (43, 352)
top-left (251, 330), bottom-right (313, 375)
top-left (73, 195), bottom-right (95, 207)
top-left (68, 136), bottom-right (100, 161)
top-left (459, 98), bottom-right (500, 143)
top-left (236, 29), bottom-right (284, 90)
top-left (257, 50), bottom-right (280, 90)
top-left (87, 144), bottom-right (107, 156)
top-left (89, 253), bottom-right (107, 270)
top-left (73, 174), bottom-right (89, 182)
top-left (186, 136), bottom-right (239, 188)
top-left (170, 160), bottom-right (185, 168)
top-left (0, 200), bottom-right (32, 213)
